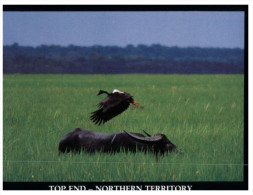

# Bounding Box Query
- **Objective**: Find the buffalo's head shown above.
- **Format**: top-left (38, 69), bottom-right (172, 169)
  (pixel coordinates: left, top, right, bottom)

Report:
top-left (123, 130), bottom-right (178, 154)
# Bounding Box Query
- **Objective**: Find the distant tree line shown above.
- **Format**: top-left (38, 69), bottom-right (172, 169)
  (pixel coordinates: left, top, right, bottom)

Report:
top-left (3, 43), bottom-right (244, 74)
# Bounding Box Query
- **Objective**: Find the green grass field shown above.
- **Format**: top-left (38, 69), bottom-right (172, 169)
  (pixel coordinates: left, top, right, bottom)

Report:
top-left (3, 74), bottom-right (244, 182)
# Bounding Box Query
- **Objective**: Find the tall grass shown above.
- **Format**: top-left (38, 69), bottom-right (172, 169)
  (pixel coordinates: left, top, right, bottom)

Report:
top-left (3, 74), bottom-right (244, 182)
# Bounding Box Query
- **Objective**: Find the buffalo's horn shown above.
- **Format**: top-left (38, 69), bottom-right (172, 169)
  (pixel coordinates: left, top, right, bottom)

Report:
top-left (123, 130), bottom-right (163, 143)
top-left (142, 130), bottom-right (151, 137)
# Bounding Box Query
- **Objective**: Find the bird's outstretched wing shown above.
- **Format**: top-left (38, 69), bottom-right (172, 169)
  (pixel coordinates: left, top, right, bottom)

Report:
top-left (90, 92), bottom-right (133, 125)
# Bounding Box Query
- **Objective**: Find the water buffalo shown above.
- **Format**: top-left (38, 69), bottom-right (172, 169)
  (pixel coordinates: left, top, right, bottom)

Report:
top-left (58, 128), bottom-right (178, 155)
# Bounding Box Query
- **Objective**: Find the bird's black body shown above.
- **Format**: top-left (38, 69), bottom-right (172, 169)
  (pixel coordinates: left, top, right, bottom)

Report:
top-left (90, 89), bottom-right (137, 125)
top-left (58, 128), bottom-right (178, 155)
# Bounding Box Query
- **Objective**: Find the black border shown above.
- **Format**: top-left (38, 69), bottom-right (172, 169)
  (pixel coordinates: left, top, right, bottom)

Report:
top-left (3, 4), bottom-right (248, 11)
top-left (243, 5), bottom-right (249, 189)
top-left (2, 181), bottom-right (249, 190)
top-left (2, 4), bottom-right (249, 191)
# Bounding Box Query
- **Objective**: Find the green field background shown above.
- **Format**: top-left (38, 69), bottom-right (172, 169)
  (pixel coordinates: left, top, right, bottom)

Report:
top-left (3, 74), bottom-right (244, 182)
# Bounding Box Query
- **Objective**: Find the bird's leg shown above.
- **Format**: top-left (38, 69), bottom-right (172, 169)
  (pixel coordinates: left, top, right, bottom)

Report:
top-left (132, 100), bottom-right (139, 108)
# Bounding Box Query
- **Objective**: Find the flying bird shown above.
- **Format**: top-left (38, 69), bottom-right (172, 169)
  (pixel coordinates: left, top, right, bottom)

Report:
top-left (90, 89), bottom-right (139, 125)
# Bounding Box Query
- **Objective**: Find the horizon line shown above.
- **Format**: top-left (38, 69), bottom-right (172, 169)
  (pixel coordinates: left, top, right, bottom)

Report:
top-left (3, 43), bottom-right (244, 50)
